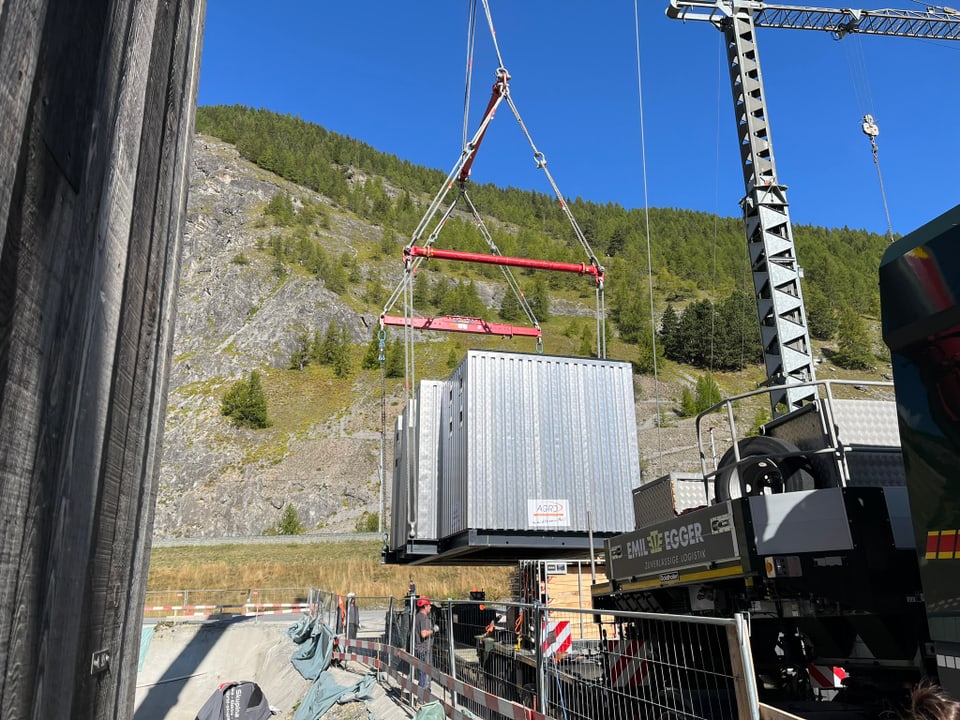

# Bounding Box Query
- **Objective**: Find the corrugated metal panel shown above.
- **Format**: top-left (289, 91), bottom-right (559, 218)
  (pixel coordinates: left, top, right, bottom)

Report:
top-left (390, 381), bottom-right (444, 550)
top-left (414, 381), bottom-right (444, 540)
top-left (390, 414), bottom-right (408, 551)
top-left (440, 350), bottom-right (640, 537)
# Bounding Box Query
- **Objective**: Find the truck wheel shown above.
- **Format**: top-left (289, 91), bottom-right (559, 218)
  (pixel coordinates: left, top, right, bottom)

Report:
top-left (714, 436), bottom-right (814, 502)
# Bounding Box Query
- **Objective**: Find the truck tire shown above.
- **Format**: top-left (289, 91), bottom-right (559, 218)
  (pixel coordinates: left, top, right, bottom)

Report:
top-left (714, 436), bottom-right (815, 502)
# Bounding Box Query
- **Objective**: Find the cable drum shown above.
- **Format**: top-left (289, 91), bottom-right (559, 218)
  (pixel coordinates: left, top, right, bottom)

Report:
top-left (714, 436), bottom-right (816, 502)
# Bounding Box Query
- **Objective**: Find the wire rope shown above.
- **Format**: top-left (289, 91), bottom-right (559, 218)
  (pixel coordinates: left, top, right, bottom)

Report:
top-left (841, 34), bottom-right (896, 240)
top-left (479, 0), bottom-right (506, 73)
top-left (383, 1), bottom-right (605, 358)
top-left (378, 329), bottom-right (387, 535)
top-left (709, 34), bottom-right (723, 379)
top-left (634, 0), bottom-right (664, 477)
top-left (463, 0), bottom-right (478, 151)
top-left (842, 34), bottom-right (876, 123)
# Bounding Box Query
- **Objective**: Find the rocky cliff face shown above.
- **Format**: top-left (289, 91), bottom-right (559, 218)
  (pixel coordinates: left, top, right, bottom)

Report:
top-left (156, 136), bottom-right (396, 538)
top-left (155, 135), bottom-right (705, 539)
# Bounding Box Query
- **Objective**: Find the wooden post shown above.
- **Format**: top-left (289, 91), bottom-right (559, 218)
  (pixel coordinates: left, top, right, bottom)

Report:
top-left (0, 1), bottom-right (206, 718)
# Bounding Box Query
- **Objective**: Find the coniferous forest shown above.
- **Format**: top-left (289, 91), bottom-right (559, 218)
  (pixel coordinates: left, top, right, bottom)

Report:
top-left (196, 105), bottom-right (891, 372)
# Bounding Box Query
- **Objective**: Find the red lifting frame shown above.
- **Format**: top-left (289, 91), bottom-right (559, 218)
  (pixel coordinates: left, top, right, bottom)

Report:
top-left (456, 70), bottom-right (508, 188)
top-left (406, 245), bottom-right (602, 282)
top-left (380, 314), bottom-right (542, 339)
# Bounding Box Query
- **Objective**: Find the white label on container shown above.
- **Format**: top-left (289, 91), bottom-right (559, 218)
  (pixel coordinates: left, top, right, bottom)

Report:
top-left (528, 499), bottom-right (571, 528)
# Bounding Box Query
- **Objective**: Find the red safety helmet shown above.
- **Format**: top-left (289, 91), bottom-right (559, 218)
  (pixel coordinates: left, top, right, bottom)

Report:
top-left (417, 596), bottom-right (432, 608)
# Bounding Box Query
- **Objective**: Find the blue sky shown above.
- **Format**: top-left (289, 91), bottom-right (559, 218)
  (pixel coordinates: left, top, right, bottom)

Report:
top-left (198, 1), bottom-right (959, 237)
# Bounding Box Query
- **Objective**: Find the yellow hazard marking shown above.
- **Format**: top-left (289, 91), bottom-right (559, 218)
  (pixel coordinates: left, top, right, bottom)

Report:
top-left (618, 564), bottom-right (746, 592)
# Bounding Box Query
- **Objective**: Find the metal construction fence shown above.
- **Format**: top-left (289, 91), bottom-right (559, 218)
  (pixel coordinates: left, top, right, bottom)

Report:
top-left (344, 596), bottom-right (759, 720)
top-left (141, 589), bottom-right (759, 719)
top-left (143, 587), bottom-right (315, 618)
top-left (142, 588), bottom-right (392, 621)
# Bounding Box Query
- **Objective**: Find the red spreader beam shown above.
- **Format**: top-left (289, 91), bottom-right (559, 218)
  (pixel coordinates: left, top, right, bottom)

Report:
top-left (380, 315), bottom-right (541, 339)
top-left (407, 245), bottom-right (601, 280)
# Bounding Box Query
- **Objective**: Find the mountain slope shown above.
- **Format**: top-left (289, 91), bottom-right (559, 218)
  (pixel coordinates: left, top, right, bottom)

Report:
top-left (157, 136), bottom-right (389, 537)
top-left (159, 135), bottom-right (639, 538)
top-left (155, 132), bottom-right (888, 539)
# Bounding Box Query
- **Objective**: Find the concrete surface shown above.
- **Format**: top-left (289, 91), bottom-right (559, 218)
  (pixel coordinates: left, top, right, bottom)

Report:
top-left (135, 619), bottom-right (309, 719)
top-left (134, 618), bottom-right (414, 720)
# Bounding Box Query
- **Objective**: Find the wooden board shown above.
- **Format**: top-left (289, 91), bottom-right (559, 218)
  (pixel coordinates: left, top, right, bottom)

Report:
top-left (0, 1), bottom-right (205, 718)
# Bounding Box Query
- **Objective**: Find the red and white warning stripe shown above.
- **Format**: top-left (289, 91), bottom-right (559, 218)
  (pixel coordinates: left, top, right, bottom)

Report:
top-left (244, 602), bottom-right (310, 616)
top-left (355, 641), bottom-right (548, 720)
top-left (143, 604), bottom-right (221, 617)
top-left (608, 638), bottom-right (650, 688)
top-left (807, 663), bottom-right (847, 689)
top-left (541, 620), bottom-right (572, 657)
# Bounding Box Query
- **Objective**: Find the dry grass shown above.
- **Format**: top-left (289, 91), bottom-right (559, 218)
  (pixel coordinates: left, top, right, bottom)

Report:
top-left (147, 540), bottom-right (515, 601)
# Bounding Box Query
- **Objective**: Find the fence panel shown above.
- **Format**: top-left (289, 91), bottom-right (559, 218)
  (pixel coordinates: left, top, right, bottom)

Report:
top-left (422, 599), bottom-right (754, 720)
top-left (145, 589), bottom-right (758, 719)
top-left (546, 607), bottom-right (744, 720)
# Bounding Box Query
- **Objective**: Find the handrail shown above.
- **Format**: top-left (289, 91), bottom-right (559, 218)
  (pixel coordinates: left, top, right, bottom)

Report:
top-left (693, 378), bottom-right (897, 499)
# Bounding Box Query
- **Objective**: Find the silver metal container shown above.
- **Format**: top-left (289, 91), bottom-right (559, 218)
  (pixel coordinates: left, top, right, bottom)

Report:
top-left (439, 350), bottom-right (641, 538)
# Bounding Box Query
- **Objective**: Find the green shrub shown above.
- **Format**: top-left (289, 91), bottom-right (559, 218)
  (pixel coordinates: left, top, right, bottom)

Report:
top-left (265, 504), bottom-right (305, 536)
top-left (355, 511), bottom-right (379, 533)
top-left (221, 371), bottom-right (270, 428)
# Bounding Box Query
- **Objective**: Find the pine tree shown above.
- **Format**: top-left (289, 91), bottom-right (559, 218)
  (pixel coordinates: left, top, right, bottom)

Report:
top-left (679, 386), bottom-right (697, 417)
top-left (833, 308), bottom-right (874, 370)
top-left (221, 371), bottom-right (269, 429)
top-left (361, 329), bottom-right (383, 370)
top-left (273, 504), bottom-right (305, 535)
top-left (499, 289), bottom-right (522, 322)
top-left (806, 285), bottom-right (839, 341)
top-left (332, 328), bottom-right (353, 379)
top-left (289, 328), bottom-right (312, 370)
top-left (578, 325), bottom-right (595, 357)
top-left (715, 290), bottom-right (760, 370)
top-left (613, 294), bottom-right (648, 344)
top-left (635, 324), bottom-right (663, 375)
top-left (412, 272), bottom-right (432, 309)
top-left (659, 304), bottom-right (681, 360)
top-left (529, 277), bottom-right (550, 322)
top-left (264, 192), bottom-right (295, 226)
top-left (674, 300), bottom-right (714, 367)
top-left (315, 322), bottom-right (343, 365)
top-left (446, 345), bottom-right (461, 368)
top-left (378, 227), bottom-right (398, 259)
top-left (695, 373), bottom-right (723, 413)
top-left (385, 338), bottom-right (405, 378)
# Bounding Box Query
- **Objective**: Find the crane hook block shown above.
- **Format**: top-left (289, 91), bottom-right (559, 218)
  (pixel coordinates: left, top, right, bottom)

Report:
top-left (861, 114), bottom-right (879, 138)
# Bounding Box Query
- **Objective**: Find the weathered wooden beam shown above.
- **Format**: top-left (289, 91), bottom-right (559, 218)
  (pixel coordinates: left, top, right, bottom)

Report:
top-left (0, 1), bottom-right (206, 718)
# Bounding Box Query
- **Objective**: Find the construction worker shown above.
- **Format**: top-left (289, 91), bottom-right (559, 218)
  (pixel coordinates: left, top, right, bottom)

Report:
top-left (346, 592), bottom-right (359, 640)
top-left (414, 596), bottom-right (437, 694)
top-left (335, 594), bottom-right (345, 635)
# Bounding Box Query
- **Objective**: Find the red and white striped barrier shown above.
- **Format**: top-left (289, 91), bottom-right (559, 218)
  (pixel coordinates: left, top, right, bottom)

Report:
top-left (608, 638), bottom-right (650, 688)
top-left (808, 663), bottom-right (847, 690)
top-left (243, 602), bottom-right (310, 616)
top-left (541, 620), bottom-right (572, 657)
top-left (143, 604), bottom-right (221, 617)
top-left (347, 639), bottom-right (548, 720)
